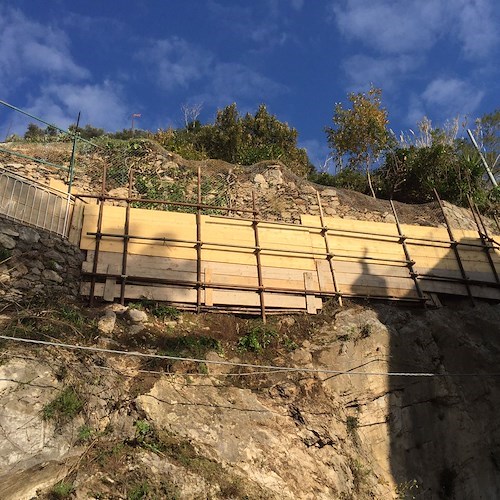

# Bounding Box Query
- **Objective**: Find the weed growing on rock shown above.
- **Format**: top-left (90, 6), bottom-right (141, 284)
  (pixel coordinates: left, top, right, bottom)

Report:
top-left (238, 324), bottom-right (278, 352)
top-left (128, 481), bottom-right (149, 500)
top-left (396, 479), bottom-right (420, 499)
top-left (77, 424), bottom-right (94, 443)
top-left (346, 415), bottom-right (359, 435)
top-left (49, 480), bottom-right (74, 499)
top-left (42, 386), bottom-right (84, 425)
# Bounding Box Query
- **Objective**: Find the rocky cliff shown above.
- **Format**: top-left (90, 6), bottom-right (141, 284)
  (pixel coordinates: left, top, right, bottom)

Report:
top-left (0, 299), bottom-right (499, 499)
top-left (0, 142), bottom-right (499, 499)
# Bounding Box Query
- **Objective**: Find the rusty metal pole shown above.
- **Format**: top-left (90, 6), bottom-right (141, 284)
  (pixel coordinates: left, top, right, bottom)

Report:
top-left (252, 191), bottom-right (266, 324)
top-left (196, 164), bottom-right (202, 312)
top-left (316, 191), bottom-right (342, 306)
top-left (89, 164), bottom-right (107, 306)
top-left (389, 199), bottom-right (425, 302)
top-left (467, 195), bottom-right (499, 284)
top-left (120, 169), bottom-right (133, 304)
top-left (433, 189), bottom-right (474, 304)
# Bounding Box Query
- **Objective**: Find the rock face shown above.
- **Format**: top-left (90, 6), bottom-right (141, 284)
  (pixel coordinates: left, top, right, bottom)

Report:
top-left (0, 216), bottom-right (83, 305)
top-left (1, 303), bottom-right (495, 499)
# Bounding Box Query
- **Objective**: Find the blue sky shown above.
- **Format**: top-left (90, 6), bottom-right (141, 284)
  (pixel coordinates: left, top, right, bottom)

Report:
top-left (0, 0), bottom-right (498, 168)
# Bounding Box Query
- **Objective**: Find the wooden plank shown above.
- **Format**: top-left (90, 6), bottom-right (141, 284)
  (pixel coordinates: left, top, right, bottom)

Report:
top-left (341, 284), bottom-right (420, 299)
top-left (68, 200), bottom-right (85, 245)
top-left (316, 260), bottom-right (335, 293)
top-left (103, 264), bottom-right (118, 302)
top-left (205, 266), bottom-right (213, 307)
top-left (334, 261), bottom-right (411, 278)
top-left (335, 273), bottom-right (415, 291)
top-left (419, 281), bottom-right (500, 300)
top-left (304, 272), bottom-right (317, 314)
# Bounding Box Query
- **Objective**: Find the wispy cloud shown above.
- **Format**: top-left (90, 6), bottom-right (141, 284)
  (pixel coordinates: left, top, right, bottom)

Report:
top-left (208, 63), bottom-right (288, 105)
top-left (405, 78), bottom-right (484, 125)
top-left (135, 38), bottom-right (213, 91)
top-left (207, 1), bottom-right (293, 51)
top-left (332, 0), bottom-right (446, 54)
top-left (331, 0), bottom-right (499, 60)
top-left (343, 54), bottom-right (420, 91)
top-left (135, 36), bottom-right (288, 109)
top-left (25, 82), bottom-right (128, 131)
top-left (455, 0), bottom-right (499, 59)
top-left (421, 78), bottom-right (484, 117)
top-left (0, 6), bottom-right (89, 96)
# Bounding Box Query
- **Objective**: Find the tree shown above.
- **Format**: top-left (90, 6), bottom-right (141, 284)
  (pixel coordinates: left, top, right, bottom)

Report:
top-left (24, 123), bottom-right (44, 141)
top-left (325, 86), bottom-right (391, 198)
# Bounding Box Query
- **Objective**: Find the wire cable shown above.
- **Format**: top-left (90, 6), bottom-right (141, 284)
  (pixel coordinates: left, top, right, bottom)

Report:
top-left (2, 334), bottom-right (498, 378)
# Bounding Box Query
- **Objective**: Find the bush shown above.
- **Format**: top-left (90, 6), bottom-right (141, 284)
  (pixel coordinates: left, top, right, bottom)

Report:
top-left (309, 169), bottom-right (369, 193)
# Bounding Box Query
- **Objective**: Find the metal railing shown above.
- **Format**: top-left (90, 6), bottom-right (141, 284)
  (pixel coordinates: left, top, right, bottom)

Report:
top-left (0, 167), bottom-right (74, 237)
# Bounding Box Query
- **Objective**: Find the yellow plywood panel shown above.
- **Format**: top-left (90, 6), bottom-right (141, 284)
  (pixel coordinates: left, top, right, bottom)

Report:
top-left (400, 224), bottom-right (449, 240)
top-left (334, 261), bottom-right (412, 278)
top-left (341, 284), bottom-right (420, 299)
top-left (302, 215), bottom-right (400, 237)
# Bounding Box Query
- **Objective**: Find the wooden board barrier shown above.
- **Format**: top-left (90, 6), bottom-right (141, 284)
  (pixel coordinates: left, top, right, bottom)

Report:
top-left (79, 205), bottom-right (500, 310)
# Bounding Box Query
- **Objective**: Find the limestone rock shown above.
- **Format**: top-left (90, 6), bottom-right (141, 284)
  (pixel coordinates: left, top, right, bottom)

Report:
top-left (127, 308), bottom-right (148, 323)
top-left (18, 227), bottom-right (40, 244)
top-left (41, 269), bottom-right (63, 283)
top-left (253, 173), bottom-right (269, 189)
top-left (98, 311), bottom-right (116, 334)
top-left (0, 234), bottom-right (16, 250)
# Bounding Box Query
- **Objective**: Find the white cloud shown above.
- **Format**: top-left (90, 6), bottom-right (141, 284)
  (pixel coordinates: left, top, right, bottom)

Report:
top-left (331, 0), bottom-right (498, 60)
top-left (207, 1), bottom-right (292, 50)
top-left (455, 0), bottom-right (499, 59)
top-left (343, 54), bottom-right (419, 90)
top-left (0, 6), bottom-right (89, 95)
top-left (421, 78), bottom-right (484, 117)
top-left (135, 37), bottom-right (287, 108)
top-left (405, 78), bottom-right (485, 125)
top-left (135, 38), bottom-right (213, 91)
top-left (332, 0), bottom-right (445, 54)
top-left (209, 63), bottom-right (288, 104)
top-left (25, 82), bottom-right (128, 131)
top-left (290, 0), bottom-right (304, 11)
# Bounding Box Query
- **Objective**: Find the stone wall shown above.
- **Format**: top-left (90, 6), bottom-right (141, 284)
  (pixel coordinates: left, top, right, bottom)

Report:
top-left (0, 216), bottom-right (83, 304)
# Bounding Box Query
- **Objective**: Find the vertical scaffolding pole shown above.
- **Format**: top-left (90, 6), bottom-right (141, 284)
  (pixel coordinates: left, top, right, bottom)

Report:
top-left (316, 191), bottom-right (342, 306)
top-left (389, 200), bottom-right (425, 300)
top-left (89, 164), bottom-right (107, 306)
top-left (252, 191), bottom-right (266, 323)
top-left (433, 189), bottom-right (474, 304)
top-left (196, 164), bottom-right (203, 312)
top-left (120, 169), bottom-right (133, 305)
top-left (467, 195), bottom-right (499, 284)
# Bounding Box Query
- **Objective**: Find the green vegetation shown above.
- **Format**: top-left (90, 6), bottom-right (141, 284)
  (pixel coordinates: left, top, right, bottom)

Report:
top-left (128, 482), bottom-right (150, 500)
top-left (159, 335), bottom-right (222, 358)
top-left (396, 479), bottom-right (420, 499)
top-left (238, 324), bottom-right (278, 352)
top-left (130, 300), bottom-right (181, 320)
top-left (152, 103), bottom-right (313, 176)
top-left (42, 386), bottom-right (84, 425)
top-left (17, 95), bottom-right (498, 214)
top-left (77, 424), bottom-right (94, 443)
top-left (322, 93), bottom-right (499, 213)
top-left (325, 85), bottom-right (391, 198)
top-left (346, 416), bottom-right (359, 435)
top-left (49, 481), bottom-right (74, 499)
top-left (0, 247), bottom-right (12, 262)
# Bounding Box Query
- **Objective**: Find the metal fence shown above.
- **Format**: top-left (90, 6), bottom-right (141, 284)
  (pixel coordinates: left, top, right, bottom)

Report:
top-left (0, 167), bottom-right (74, 236)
